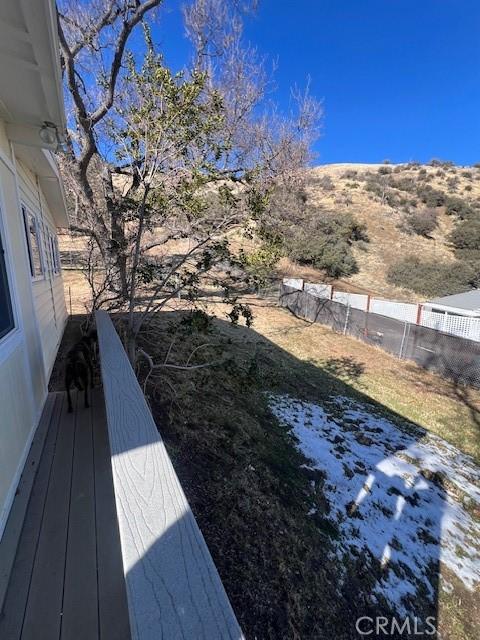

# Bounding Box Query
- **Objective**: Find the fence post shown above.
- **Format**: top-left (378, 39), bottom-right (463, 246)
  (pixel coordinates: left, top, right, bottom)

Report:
top-left (330, 285), bottom-right (334, 300)
top-left (399, 321), bottom-right (408, 359)
top-left (416, 303), bottom-right (423, 325)
top-left (343, 302), bottom-right (350, 335)
top-left (363, 295), bottom-right (371, 337)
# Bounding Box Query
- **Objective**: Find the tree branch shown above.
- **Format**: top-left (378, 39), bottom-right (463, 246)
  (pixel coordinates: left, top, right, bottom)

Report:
top-left (90, 1), bottom-right (163, 126)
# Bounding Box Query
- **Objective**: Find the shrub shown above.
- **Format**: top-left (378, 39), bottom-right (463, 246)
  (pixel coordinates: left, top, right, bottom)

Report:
top-left (444, 195), bottom-right (475, 219)
top-left (391, 176), bottom-right (416, 193)
top-left (428, 158), bottom-right (454, 168)
top-left (239, 242), bottom-right (283, 287)
top-left (448, 219), bottom-right (480, 252)
top-left (341, 169), bottom-right (358, 179)
top-left (288, 212), bottom-right (368, 277)
top-left (461, 170), bottom-right (473, 179)
top-left (446, 176), bottom-right (459, 192)
top-left (416, 185), bottom-right (446, 207)
top-left (317, 175), bottom-right (335, 191)
top-left (378, 166), bottom-right (392, 175)
top-left (387, 256), bottom-right (478, 297)
top-left (465, 184), bottom-right (473, 192)
top-left (364, 173), bottom-right (396, 202)
top-left (406, 208), bottom-right (438, 237)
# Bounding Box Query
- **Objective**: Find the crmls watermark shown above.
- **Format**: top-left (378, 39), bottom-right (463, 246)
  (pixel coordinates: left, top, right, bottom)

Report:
top-left (355, 616), bottom-right (437, 636)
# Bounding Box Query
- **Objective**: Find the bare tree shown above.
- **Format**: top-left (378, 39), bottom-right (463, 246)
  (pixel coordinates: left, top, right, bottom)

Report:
top-left (57, 0), bottom-right (321, 362)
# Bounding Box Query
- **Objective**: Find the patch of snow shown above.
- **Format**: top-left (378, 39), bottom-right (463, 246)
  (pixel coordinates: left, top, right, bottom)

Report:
top-left (269, 393), bottom-right (480, 614)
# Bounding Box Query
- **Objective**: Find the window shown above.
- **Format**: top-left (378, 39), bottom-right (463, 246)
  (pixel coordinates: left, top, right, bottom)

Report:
top-left (0, 229), bottom-right (14, 339)
top-left (53, 236), bottom-right (61, 274)
top-left (45, 228), bottom-right (53, 275)
top-left (44, 228), bottom-right (60, 276)
top-left (48, 231), bottom-right (61, 275)
top-left (22, 207), bottom-right (44, 278)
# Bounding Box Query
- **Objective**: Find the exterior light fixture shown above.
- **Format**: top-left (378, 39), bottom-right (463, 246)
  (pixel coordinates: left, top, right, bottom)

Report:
top-left (39, 121), bottom-right (58, 145)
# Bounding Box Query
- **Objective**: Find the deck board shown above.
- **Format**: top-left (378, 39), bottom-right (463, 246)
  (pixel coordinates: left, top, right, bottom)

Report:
top-left (21, 391), bottom-right (76, 640)
top-left (0, 389), bottom-right (130, 640)
top-left (0, 392), bottom-right (63, 639)
top-left (0, 393), bottom-right (56, 613)
top-left (61, 391), bottom-right (98, 639)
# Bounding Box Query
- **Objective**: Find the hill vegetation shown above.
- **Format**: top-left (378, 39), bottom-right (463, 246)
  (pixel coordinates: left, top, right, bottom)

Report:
top-left (274, 161), bottom-right (480, 300)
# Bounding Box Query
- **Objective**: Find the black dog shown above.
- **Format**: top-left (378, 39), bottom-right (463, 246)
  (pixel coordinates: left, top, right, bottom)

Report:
top-left (65, 334), bottom-right (96, 413)
top-left (80, 329), bottom-right (98, 365)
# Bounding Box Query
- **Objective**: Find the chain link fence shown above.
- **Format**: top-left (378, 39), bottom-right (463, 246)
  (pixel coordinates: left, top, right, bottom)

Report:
top-left (280, 284), bottom-right (480, 388)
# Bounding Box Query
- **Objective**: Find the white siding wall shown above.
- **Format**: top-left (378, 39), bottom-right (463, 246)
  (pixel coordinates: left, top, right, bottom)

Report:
top-left (0, 345), bottom-right (34, 530)
top-left (0, 119), bottom-right (67, 538)
top-left (16, 160), bottom-right (67, 378)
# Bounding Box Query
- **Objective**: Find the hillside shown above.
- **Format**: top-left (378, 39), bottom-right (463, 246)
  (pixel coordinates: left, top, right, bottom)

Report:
top-left (58, 160), bottom-right (480, 305)
top-left (277, 161), bottom-right (480, 301)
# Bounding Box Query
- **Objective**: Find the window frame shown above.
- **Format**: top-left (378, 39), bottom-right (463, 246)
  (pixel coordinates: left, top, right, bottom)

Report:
top-left (53, 236), bottom-right (61, 275)
top-left (48, 228), bottom-right (61, 276)
top-left (0, 219), bottom-right (15, 342)
top-left (22, 205), bottom-right (45, 281)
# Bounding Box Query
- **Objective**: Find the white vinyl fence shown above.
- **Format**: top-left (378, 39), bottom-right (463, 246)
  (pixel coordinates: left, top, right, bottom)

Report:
top-left (332, 291), bottom-right (369, 311)
top-left (282, 278), bottom-right (304, 290)
top-left (282, 279), bottom-right (480, 342)
top-left (369, 299), bottom-right (418, 323)
top-left (304, 283), bottom-right (332, 299)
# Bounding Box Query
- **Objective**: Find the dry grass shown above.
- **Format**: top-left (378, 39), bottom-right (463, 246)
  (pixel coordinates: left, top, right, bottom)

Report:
top-left (61, 269), bottom-right (95, 315)
top-left (61, 265), bottom-right (480, 460)
top-left (131, 294), bottom-right (479, 639)
top-left (57, 266), bottom-right (480, 637)
top-left (202, 294), bottom-right (480, 463)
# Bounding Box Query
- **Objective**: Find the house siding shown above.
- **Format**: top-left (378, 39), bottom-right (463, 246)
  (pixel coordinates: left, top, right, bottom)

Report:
top-left (0, 119), bottom-right (67, 538)
top-left (16, 159), bottom-right (67, 378)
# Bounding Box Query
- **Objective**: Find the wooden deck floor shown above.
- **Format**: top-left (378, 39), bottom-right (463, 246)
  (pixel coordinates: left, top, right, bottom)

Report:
top-left (0, 389), bottom-right (131, 640)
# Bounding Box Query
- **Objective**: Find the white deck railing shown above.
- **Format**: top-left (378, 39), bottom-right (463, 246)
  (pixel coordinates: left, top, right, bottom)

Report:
top-left (96, 311), bottom-right (244, 640)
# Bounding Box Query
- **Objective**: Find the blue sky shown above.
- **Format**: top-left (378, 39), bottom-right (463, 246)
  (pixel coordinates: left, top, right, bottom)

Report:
top-left (152, 0), bottom-right (480, 166)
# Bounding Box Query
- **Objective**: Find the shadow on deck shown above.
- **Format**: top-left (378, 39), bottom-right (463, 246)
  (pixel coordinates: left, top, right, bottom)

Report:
top-left (0, 389), bottom-right (131, 640)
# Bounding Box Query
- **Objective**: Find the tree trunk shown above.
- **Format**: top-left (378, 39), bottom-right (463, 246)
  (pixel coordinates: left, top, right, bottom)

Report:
top-left (103, 167), bottom-right (129, 299)
top-left (126, 334), bottom-right (137, 367)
